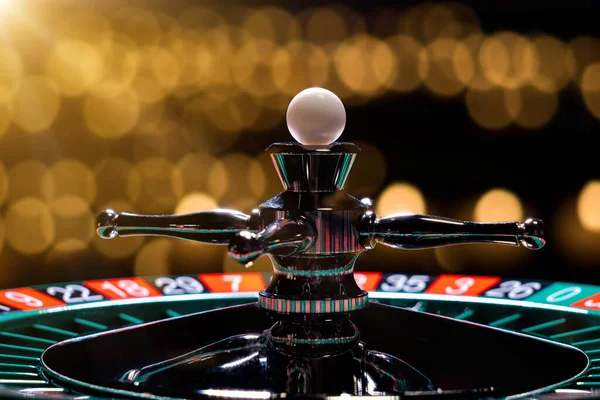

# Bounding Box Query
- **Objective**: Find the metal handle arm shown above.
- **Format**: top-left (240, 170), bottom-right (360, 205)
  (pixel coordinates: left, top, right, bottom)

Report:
top-left (96, 209), bottom-right (250, 244)
top-left (360, 212), bottom-right (545, 250)
top-left (228, 216), bottom-right (317, 264)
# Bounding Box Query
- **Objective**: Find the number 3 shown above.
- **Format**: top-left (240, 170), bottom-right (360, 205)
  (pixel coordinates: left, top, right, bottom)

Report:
top-left (445, 277), bottom-right (474, 295)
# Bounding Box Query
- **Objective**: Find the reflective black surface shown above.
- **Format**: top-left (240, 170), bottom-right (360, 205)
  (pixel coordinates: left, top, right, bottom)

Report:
top-left (41, 302), bottom-right (588, 399)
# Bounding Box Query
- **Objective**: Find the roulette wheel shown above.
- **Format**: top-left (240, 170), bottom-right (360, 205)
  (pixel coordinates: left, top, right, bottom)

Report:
top-left (0, 88), bottom-right (598, 400)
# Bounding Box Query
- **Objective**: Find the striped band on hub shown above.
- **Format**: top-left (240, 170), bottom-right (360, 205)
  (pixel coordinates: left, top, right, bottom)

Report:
top-left (258, 293), bottom-right (368, 314)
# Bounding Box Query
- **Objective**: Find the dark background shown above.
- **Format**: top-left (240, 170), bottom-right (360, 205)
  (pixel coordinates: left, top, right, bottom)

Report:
top-left (0, 0), bottom-right (599, 288)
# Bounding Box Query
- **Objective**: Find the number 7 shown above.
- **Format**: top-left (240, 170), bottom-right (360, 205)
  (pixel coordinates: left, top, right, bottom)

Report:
top-left (222, 275), bottom-right (243, 292)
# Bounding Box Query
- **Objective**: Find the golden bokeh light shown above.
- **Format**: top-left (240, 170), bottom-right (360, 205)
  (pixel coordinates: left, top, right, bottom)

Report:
top-left (116, 8), bottom-right (162, 48)
top-left (94, 158), bottom-right (140, 207)
top-left (375, 183), bottom-right (426, 216)
top-left (50, 195), bottom-right (94, 246)
top-left (474, 189), bottom-right (523, 222)
top-left (423, 37), bottom-right (468, 96)
top-left (131, 47), bottom-right (180, 104)
top-left (460, 34), bottom-right (494, 91)
top-left (422, 4), bottom-right (465, 43)
top-left (7, 160), bottom-right (54, 203)
top-left (531, 35), bottom-right (573, 93)
top-left (129, 157), bottom-right (183, 214)
top-left (258, 7), bottom-right (301, 45)
top-left (205, 94), bottom-right (262, 133)
top-left (181, 98), bottom-right (239, 154)
top-left (581, 63), bottom-right (600, 119)
top-left (386, 35), bottom-right (428, 92)
top-left (242, 8), bottom-right (277, 42)
top-left (344, 141), bottom-right (387, 197)
top-left (90, 36), bottom-right (140, 98)
top-left (505, 86), bottom-right (558, 129)
top-left (566, 36), bottom-right (600, 83)
top-left (177, 152), bottom-right (227, 201)
top-left (271, 41), bottom-right (329, 96)
top-left (0, 98), bottom-right (11, 138)
top-left (306, 7), bottom-right (348, 44)
top-left (56, 10), bottom-right (113, 49)
top-left (0, 216), bottom-right (4, 253)
top-left (51, 160), bottom-right (97, 203)
top-left (5, 197), bottom-right (55, 255)
top-left (12, 76), bottom-right (61, 134)
top-left (134, 239), bottom-right (172, 276)
top-left (175, 192), bottom-right (218, 214)
top-left (0, 44), bottom-right (23, 101)
top-left (217, 153), bottom-right (265, 209)
top-left (479, 32), bottom-right (539, 90)
top-left (47, 239), bottom-right (88, 260)
top-left (93, 200), bottom-right (144, 259)
top-left (334, 35), bottom-right (393, 95)
top-left (466, 88), bottom-right (514, 130)
top-left (233, 39), bottom-right (280, 100)
top-left (577, 181), bottom-right (600, 231)
top-left (44, 39), bottom-right (104, 97)
top-left (0, 162), bottom-right (8, 206)
top-left (83, 89), bottom-right (140, 138)
top-left (177, 6), bottom-right (224, 31)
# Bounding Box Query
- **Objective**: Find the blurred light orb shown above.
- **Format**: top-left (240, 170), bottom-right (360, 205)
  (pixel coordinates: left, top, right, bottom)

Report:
top-left (117, 8), bottom-right (162, 48)
top-left (479, 32), bottom-right (539, 90)
top-left (334, 35), bottom-right (390, 95)
top-left (474, 189), bottom-right (523, 222)
top-left (271, 41), bottom-right (329, 96)
top-left (177, 153), bottom-right (227, 200)
top-left (51, 160), bottom-right (97, 203)
top-left (176, 192), bottom-right (218, 214)
top-left (129, 157), bottom-right (183, 214)
top-left (50, 195), bottom-right (94, 246)
top-left (423, 38), bottom-right (468, 96)
top-left (386, 35), bottom-right (428, 92)
top-left (0, 98), bottom-right (11, 138)
top-left (531, 35), bottom-right (573, 93)
top-left (94, 158), bottom-right (140, 207)
top-left (577, 181), bottom-right (600, 231)
top-left (344, 141), bottom-right (387, 198)
top-left (286, 87), bottom-right (346, 145)
top-left (306, 7), bottom-right (348, 44)
top-left (83, 89), bottom-right (140, 138)
top-left (505, 86), bottom-right (558, 129)
top-left (242, 8), bottom-right (276, 41)
top-left (7, 160), bottom-right (54, 203)
top-left (12, 76), bottom-right (61, 134)
top-left (56, 10), bottom-right (113, 49)
top-left (423, 4), bottom-right (463, 42)
top-left (0, 44), bottom-right (23, 101)
top-left (0, 216), bottom-right (4, 253)
top-left (90, 36), bottom-right (140, 98)
top-left (460, 34), bottom-right (494, 91)
top-left (218, 153), bottom-right (265, 206)
top-left (566, 36), bottom-right (600, 83)
top-left (5, 197), bottom-right (55, 255)
top-left (466, 88), bottom-right (515, 130)
top-left (0, 162), bottom-right (8, 206)
top-left (581, 63), bottom-right (600, 119)
top-left (376, 183), bottom-right (426, 216)
top-left (131, 47), bottom-right (180, 104)
top-left (134, 239), bottom-right (172, 276)
top-left (45, 39), bottom-right (104, 97)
